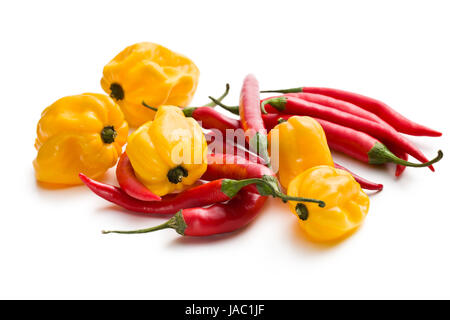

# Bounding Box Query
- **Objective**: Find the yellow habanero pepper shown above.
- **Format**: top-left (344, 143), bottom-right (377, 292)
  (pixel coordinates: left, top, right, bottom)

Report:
top-left (101, 42), bottom-right (200, 128)
top-left (34, 93), bottom-right (128, 185)
top-left (126, 105), bottom-right (207, 196)
top-left (268, 116), bottom-right (334, 189)
top-left (287, 165), bottom-right (370, 242)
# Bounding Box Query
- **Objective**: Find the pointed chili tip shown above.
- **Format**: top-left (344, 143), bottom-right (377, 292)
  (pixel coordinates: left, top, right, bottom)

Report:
top-left (395, 165), bottom-right (406, 177)
top-left (102, 230), bottom-right (110, 234)
top-left (78, 172), bottom-right (89, 184)
top-left (366, 184), bottom-right (384, 191)
top-left (423, 129), bottom-right (442, 137)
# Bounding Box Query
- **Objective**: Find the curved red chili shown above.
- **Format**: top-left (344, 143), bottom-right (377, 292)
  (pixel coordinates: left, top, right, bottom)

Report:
top-left (263, 114), bottom-right (443, 170)
top-left (102, 187), bottom-right (266, 236)
top-left (279, 92), bottom-right (389, 126)
top-left (99, 154), bottom-right (325, 237)
top-left (212, 94), bottom-right (412, 176)
top-left (80, 173), bottom-right (230, 214)
top-left (334, 163), bottom-right (383, 191)
top-left (81, 153), bottom-right (323, 214)
top-left (116, 152), bottom-right (161, 201)
top-left (262, 96), bottom-right (442, 170)
top-left (261, 86), bottom-right (442, 137)
top-left (187, 107), bottom-right (241, 136)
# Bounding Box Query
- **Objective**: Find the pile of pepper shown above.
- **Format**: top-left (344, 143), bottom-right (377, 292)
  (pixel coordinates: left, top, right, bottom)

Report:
top-left (33, 42), bottom-right (443, 243)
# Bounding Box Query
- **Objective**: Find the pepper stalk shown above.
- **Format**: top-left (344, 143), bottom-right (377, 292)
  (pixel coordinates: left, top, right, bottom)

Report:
top-left (142, 83), bottom-right (231, 117)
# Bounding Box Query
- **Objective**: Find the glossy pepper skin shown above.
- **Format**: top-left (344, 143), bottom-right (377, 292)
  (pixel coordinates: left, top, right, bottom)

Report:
top-left (116, 152), bottom-right (161, 202)
top-left (101, 42), bottom-right (200, 127)
top-left (126, 105), bottom-right (207, 196)
top-left (287, 165), bottom-right (370, 242)
top-left (268, 116), bottom-right (334, 189)
top-left (34, 93), bottom-right (128, 185)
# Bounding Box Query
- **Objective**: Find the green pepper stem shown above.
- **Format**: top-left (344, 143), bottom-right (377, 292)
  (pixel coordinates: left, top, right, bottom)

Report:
top-left (261, 87), bottom-right (304, 94)
top-left (368, 143), bottom-right (444, 167)
top-left (249, 132), bottom-right (271, 168)
top-left (142, 101), bottom-right (158, 111)
top-left (102, 211), bottom-right (187, 236)
top-left (276, 193), bottom-right (326, 207)
top-left (390, 150), bottom-right (443, 167)
top-left (143, 82), bottom-right (230, 115)
top-left (261, 97), bottom-right (287, 112)
top-left (210, 96), bottom-right (271, 115)
top-left (183, 84), bottom-right (231, 117)
top-left (102, 220), bottom-right (173, 235)
top-left (203, 83), bottom-right (230, 107)
top-left (208, 96), bottom-right (240, 115)
top-left (221, 176), bottom-right (325, 207)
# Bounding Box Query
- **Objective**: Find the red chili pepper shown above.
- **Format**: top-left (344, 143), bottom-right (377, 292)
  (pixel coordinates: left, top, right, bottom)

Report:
top-left (81, 153), bottom-right (324, 214)
top-left (334, 163), bottom-right (383, 191)
top-left (279, 92), bottom-right (389, 127)
top-left (261, 87), bottom-right (442, 137)
top-left (264, 114), bottom-right (383, 189)
top-left (211, 95), bottom-right (419, 175)
top-left (98, 153), bottom-right (325, 236)
top-left (80, 173), bottom-right (230, 215)
top-left (213, 92), bottom-right (391, 130)
top-left (236, 74), bottom-right (271, 167)
top-left (279, 95), bottom-right (410, 176)
top-left (263, 113), bottom-right (443, 170)
top-left (102, 188), bottom-right (266, 236)
top-left (262, 96), bottom-right (442, 170)
top-left (188, 106), bottom-right (241, 136)
top-left (116, 152), bottom-right (161, 201)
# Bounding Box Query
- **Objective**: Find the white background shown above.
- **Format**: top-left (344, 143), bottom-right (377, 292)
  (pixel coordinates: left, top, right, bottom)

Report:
top-left (1, 0), bottom-right (449, 299)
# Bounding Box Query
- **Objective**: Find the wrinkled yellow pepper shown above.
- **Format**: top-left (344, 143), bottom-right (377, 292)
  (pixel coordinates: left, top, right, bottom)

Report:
top-left (101, 42), bottom-right (200, 127)
top-left (287, 165), bottom-right (370, 242)
top-left (34, 93), bottom-right (128, 185)
top-left (126, 105), bottom-right (207, 196)
top-left (268, 116), bottom-right (334, 189)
